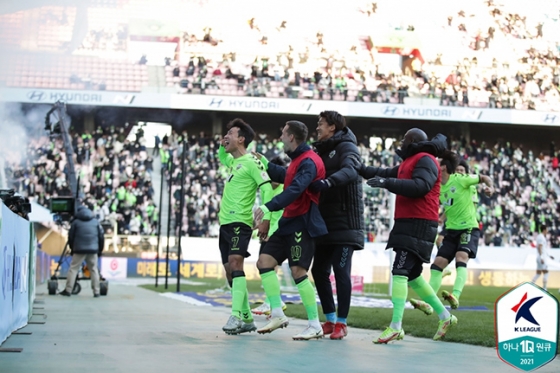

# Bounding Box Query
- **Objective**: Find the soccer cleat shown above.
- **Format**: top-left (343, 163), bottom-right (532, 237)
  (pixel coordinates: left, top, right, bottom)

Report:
top-left (251, 302), bottom-right (271, 315)
top-left (257, 316), bottom-right (289, 334)
top-left (321, 321), bottom-right (336, 335)
top-left (253, 301), bottom-right (287, 316)
top-left (236, 321), bottom-right (257, 334)
top-left (330, 322), bottom-right (348, 340)
top-left (373, 327), bottom-right (405, 344)
top-left (433, 314), bottom-right (458, 340)
top-left (222, 315), bottom-right (243, 335)
top-left (441, 290), bottom-right (459, 309)
top-left (442, 267), bottom-right (453, 278)
top-left (292, 325), bottom-right (324, 340)
top-left (410, 298), bottom-right (434, 316)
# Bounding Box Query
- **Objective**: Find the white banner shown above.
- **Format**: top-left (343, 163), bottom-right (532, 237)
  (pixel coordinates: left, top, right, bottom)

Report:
top-left (1, 87), bottom-right (559, 127)
top-left (0, 204), bottom-right (14, 344)
top-left (100, 257), bottom-right (127, 279)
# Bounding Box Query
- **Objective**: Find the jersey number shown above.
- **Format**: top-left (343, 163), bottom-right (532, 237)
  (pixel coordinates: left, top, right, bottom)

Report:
top-left (231, 236), bottom-right (239, 249)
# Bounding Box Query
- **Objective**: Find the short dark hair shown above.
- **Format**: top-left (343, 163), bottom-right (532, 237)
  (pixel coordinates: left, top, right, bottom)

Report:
top-left (458, 159), bottom-right (470, 173)
top-left (540, 224), bottom-right (548, 233)
top-left (227, 118), bottom-right (255, 148)
top-left (440, 150), bottom-right (460, 174)
top-left (285, 120), bottom-right (308, 144)
top-left (319, 111), bottom-right (346, 131)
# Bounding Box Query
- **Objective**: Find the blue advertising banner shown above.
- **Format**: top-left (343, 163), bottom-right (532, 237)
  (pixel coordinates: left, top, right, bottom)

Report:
top-left (12, 214), bottom-right (30, 331)
top-left (0, 204), bottom-right (14, 344)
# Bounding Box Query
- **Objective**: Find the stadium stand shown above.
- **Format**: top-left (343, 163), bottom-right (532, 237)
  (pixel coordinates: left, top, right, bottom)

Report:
top-left (0, 0), bottom-right (558, 109)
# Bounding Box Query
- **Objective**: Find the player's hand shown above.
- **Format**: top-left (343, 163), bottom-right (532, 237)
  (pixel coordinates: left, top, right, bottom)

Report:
top-left (309, 179), bottom-right (331, 193)
top-left (256, 220), bottom-right (270, 241)
top-left (367, 176), bottom-right (387, 188)
top-left (483, 186), bottom-right (494, 197)
top-left (541, 258), bottom-right (545, 264)
top-left (251, 151), bottom-right (268, 169)
top-left (253, 206), bottom-right (266, 226)
top-left (220, 137), bottom-right (226, 147)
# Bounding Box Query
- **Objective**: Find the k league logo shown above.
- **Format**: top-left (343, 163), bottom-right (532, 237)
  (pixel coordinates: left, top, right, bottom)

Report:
top-left (495, 282), bottom-right (558, 371)
top-left (512, 292), bottom-right (542, 327)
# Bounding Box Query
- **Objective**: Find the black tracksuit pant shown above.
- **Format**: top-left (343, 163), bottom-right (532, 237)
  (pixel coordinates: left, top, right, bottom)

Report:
top-left (311, 245), bottom-right (355, 319)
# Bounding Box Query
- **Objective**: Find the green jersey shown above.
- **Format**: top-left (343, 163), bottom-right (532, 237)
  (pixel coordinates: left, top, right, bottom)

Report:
top-left (218, 146), bottom-right (273, 227)
top-left (470, 185), bottom-right (478, 204)
top-left (440, 173), bottom-right (479, 230)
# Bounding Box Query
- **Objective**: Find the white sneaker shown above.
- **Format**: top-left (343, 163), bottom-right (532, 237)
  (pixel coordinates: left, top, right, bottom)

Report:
top-left (292, 325), bottom-right (324, 340)
top-left (257, 316), bottom-right (289, 334)
top-left (251, 302), bottom-right (271, 315)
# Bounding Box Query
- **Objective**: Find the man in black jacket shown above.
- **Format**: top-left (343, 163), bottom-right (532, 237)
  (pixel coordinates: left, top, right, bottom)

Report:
top-left (360, 129), bottom-right (457, 343)
top-left (309, 111), bottom-right (364, 340)
top-left (60, 206), bottom-right (105, 297)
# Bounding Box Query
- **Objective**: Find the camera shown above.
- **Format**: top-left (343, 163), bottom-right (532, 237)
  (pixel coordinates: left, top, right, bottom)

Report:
top-left (49, 196), bottom-right (76, 222)
top-left (0, 189), bottom-right (32, 220)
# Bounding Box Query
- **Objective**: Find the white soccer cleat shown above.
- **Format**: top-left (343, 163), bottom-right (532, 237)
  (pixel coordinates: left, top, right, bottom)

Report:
top-left (292, 325), bottom-right (324, 340)
top-left (251, 302), bottom-right (271, 315)
top-left (257, 316), bottom-right (289, 334)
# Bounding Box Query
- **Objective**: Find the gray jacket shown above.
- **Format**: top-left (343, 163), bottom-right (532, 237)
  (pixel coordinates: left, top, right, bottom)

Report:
top-left (68, 207), bottom-right (105, 254)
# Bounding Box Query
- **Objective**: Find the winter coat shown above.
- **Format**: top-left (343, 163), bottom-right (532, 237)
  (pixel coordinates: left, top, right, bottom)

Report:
top-left (68, 206), bottom-right (105, 255)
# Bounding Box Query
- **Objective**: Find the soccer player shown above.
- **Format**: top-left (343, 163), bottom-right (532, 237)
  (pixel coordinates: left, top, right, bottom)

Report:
top-left (253, 120), bottom-right (328, 340)
top-left (360, 129), bottom-right (457, 343)
top-left (411, 151), bottom-right (494, 314)
top-left (251, 156), bottom-right (289, 316)
top-left (309, 111), bottom-right (364, 340)
top-left (435, 159), bottom-right (476, 277)
top-left (532, 225), bottom-right (554, 291)
top-left (218, 118), bottom-right (274, 335)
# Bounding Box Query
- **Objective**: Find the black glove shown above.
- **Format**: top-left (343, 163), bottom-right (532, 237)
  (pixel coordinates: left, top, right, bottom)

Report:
top-left (367, 176), bottom-right (387, 188)
top-left (309, 179), bottom-right (332, 193)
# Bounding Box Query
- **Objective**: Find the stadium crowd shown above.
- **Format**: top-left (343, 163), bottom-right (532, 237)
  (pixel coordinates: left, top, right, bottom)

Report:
top-left (3, 125), bottom-right (559, 249)
top-left (164, 0), bottom-right (560, 111)
top-left (162, 131), bottom-right (560, 248)
top-left (3, 126), bottom-right (159, 237)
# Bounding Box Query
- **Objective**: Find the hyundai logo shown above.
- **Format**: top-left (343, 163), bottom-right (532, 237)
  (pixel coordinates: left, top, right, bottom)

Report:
top-left (383, 106), bottom-right (399, 116)
top-left (27, 91), bottom-right (45, 101)
top-left (209, 98), bottom-right (223, 108)
top-left (543, 114), bottom-right (557, 124)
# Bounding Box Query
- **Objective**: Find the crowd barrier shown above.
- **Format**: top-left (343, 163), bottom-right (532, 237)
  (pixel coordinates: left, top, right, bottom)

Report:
top-left (0, 204), bottom-right (44, 345)
top-left (49, 237), bottom-right (560, 289)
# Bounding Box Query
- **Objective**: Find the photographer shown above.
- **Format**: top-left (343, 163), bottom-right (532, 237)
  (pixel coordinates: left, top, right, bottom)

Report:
top-left (59, 206), bottom-right (104, 297)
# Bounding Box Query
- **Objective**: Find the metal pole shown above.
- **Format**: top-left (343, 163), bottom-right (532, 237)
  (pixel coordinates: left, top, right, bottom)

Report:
top-left (176, 139), bottom-right (187, 292)
top-left (154, 156), bottom-right (165, 287)
top-left (164, 148), bottom-right (174, 289)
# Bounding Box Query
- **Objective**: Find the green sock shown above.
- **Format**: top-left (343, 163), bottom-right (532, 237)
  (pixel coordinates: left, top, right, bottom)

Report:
top-left (261, 271), bottom-right (282, 310)
top-left (453, 266), bottom-right (468, 300)
top-left (264, 297), bottom-right (270, 305)
top-left (296, 278), bottom-right (319, 321)
top-left (390, 275), bottom-right (408, 327)
top-left (231, 276), bottom-right (247, 318)
top-left (409, 276), bottom-right (448, 316)
top-left (241, 287), bottom-right (252, 322)
top-left (429, 269), bottom-right (443, 293)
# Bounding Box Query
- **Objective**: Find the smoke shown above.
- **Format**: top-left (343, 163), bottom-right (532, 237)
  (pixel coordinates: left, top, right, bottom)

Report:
top-left (0, 103), bottom-right (50, 167)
